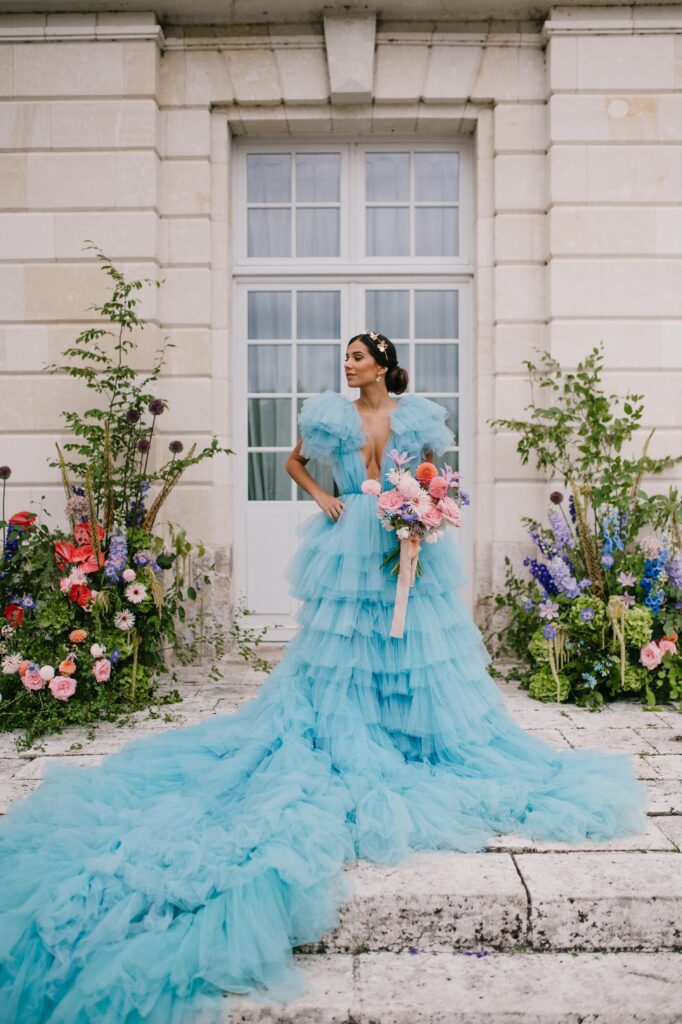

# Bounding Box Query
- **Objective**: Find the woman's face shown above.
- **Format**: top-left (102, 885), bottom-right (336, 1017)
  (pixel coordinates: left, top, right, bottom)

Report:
top-left (344, 339), bottom-right (382, 388)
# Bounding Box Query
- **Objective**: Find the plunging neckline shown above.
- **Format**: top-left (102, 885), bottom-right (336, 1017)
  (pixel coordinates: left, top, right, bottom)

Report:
top-left (347, 396), bottom-right (401, 483)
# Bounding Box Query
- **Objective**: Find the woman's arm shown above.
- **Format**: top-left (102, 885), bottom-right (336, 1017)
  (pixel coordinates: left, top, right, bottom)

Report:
top-left (285, 438), bottom-right (346, 522)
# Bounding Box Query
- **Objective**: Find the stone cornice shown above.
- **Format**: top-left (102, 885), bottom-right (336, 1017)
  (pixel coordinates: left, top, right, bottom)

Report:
top-left (0, 12), bottom-right (165, 45)
top-left (543, 4), bottom-right (682, 39)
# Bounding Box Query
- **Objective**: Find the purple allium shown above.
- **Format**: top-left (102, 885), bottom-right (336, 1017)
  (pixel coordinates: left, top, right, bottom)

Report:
top-left (126, 408), bottom-right (141, 424)
top-left (0, 465), bottom-right (11, 480)
top-left (66, 494), bottom-right (88, 520)
top-left (148, 398), bottom-right (166, 416)
top-left (580, 607), bottom-right (594, 622)
top-left (136, 438), bottom-right (151, 453)
top-left (169, 440), bottom-right (184, 455)
top-left (549, 490), bottom-right (563, 504)
top-left (542, 624), bottom-right (557, 640)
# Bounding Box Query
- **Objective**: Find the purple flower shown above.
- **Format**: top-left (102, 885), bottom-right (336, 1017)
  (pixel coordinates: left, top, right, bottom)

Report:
top-left (126, 408), bottom-right (141, 424)
top-left (667, 552), bottom-right (682, 591)
top-left (547, 510), bottom-right (575, 553)
top-left (538, 599), bottom-right (559, 620)
top-left (578, 578), bottom-right (592, 591)
top-left (547, 555), bottom-right (581, 599)
top-left (169, 440), bottom-right (184, 455)
top-left (148, 398), bottom-right (166, 416)
top-left (549, 491), bottom-right (563, 504)
top-left (601, 553), bottom-right (615, 568)
top-left (542, 624), bottom-right (557, 640)
top-left (0, 465), bottom-right (11, 480)
top-left (580, 607), bottom-right (594, 622)
top-left (523, 598), bottom-right (535, 611)
top-left (20, 595), bottom-right (35, 609)
top-left (617, 570), bottom-right (636, 588)
top-left (136, 438), bottom-right (151, 453)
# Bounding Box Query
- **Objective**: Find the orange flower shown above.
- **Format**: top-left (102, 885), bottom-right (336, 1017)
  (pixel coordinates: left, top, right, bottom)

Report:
top-left (58, 659), bottom-right (77, 676)
top-left (69, 629), bottom-right (87, 643)
top-left (18, 659), bottom-right (31, 677)
top-left (415, 461), bottom-right (438, 484)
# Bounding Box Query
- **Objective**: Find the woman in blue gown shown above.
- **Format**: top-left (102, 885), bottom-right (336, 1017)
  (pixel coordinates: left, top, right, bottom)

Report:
top-left (0, 331), bottom-right (648, 1024)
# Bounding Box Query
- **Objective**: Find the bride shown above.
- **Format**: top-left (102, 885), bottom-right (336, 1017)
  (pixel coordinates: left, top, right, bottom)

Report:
top-left (0, 330), bottom-right (649, 1024)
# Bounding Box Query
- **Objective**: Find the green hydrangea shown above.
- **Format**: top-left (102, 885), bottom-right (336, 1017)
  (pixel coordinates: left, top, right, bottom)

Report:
top-left (528, 628), bottom-right (551, 665)
top-left (567, 595), bottom-right (606, 632)
top-left (619, 663), bottom-right (649, 693)
top-left (623, 605), bottom-right (653, 648)
top-left (528, 667), bottom-right (570, 703)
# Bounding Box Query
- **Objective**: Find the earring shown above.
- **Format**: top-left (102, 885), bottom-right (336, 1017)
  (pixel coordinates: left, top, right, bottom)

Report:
top-left (376, 373), bottom-right (384, 383)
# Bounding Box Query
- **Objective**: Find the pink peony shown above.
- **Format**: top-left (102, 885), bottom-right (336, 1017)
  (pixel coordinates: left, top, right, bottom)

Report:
top-left (438, 496), bottom-right (461, 527)
top-left (360, 479), bottom-right (382, 496)
top-left (640, 641), bottom-right (663, 670)
top-left (377, 489), bottom-right (403, 512)
top-left (49, 675), bottom-right (76, 701)
top-left (22, 670), bottom-right (46, 691)
top-left (92, 658), bottom-right (111, 683)
top-left (397, 475), bottom-right (421, 499)
top-left (658, 638), bottom-right (677, 657)
top-left (428, 476), bottom-right (450, 500)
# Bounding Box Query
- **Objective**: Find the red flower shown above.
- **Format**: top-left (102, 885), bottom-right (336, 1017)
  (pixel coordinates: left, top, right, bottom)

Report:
top-left (54, 539), bottom-right (77, 570)
top-left (73, 522), bottom-right (105, 546)
top-left (8, 511), bottom-right (36, 532)
top-left (72, 545), bottom-right (105, 573)
top-left (68, 584), bottom-right (92, 608)
top-left (3, 603), bottom-right (24, 626)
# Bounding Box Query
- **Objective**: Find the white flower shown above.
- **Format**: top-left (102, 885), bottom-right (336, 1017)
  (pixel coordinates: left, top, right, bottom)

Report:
top-left (125, 582), bottom-right (148, 605)
top-left (39, 665), bottom-right (55, 681)
top-left (114, 610), bottom-right (135, 631)
top-left (2, 654), bottom-right (23, 674)
top-left (397, 475), bottom-right (422, 500)
top-left (90, 643), bottom-right (106, 658)
top-left (396, 527), bottom-right (411, 540)
top-left (122, 568), bottom-right (137, 583)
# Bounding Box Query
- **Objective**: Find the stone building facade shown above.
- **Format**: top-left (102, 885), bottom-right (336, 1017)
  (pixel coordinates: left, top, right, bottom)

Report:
top-left (1, 3), bottom-right (681, 638)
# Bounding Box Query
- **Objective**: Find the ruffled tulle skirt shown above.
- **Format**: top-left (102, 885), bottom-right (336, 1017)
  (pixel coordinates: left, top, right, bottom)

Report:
top-left (0, 494), bottom-right (649, 1024)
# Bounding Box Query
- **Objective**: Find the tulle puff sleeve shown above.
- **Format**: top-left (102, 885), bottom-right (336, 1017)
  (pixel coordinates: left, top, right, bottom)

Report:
top-left (391, 394), bottom-right (456, 458)
top-left (297, 389), bottom-right (365, 465)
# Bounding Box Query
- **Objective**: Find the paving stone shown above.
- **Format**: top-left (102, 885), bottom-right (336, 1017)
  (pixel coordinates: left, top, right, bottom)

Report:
top-left (486, 815), bottom-right (675, 853)
top-left (0, 780), bottom-right (40, 814)
top-left (633, 727), bottom-right (682, 754)
top-left (557, 726), bottom-right (659, 753)
top-left (228, 951), bottom-right (682, 1023)
top-left (515, 852), bottom-right (682, 951)
top-left (646, 779), bottom-right (682, 815)
top-left (641, 754), bottom-right (682, 780)
top-left (656, 816), bottom-right (682, 850)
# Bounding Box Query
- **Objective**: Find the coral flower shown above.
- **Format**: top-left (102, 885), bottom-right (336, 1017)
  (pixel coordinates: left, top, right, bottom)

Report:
top-left (415, 462), bottom-right (438, 484)
top-left (58, 659), bottom-right (77, 676)
top-left (73, 522), bottom-right (105, 546)
top-left (427, 476), bottom-right (449, 500)
top-left (659, 638), bottom-right (677, 657)
top-left (8, 511), bottom-right (36, 531)
top-left (18, 659), bottom-right (31, 677)
top-left (69, 629), bottom-right (87, 643)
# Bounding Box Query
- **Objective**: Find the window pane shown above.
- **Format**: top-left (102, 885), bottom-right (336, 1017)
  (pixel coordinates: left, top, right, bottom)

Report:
top-left (366, 152), bottom-right (409, 201)
top-left (248, 397), bottom-right (291, 447)
top-left (248, 345), bottom-right (291, 392)
top-left (415, 207), bottom-right (459, 257)
top-left (415, 152), bottom-right (459, 202)
top-left (439, 396), bottom-right (459, 444)
top-left (296, 208), bottom-right (340, 257)
top-left (297, 291), bottom-right (340, 339)
top-left (299, 460), bottom-right (338, 500)
top-left (248, 452), bottom-right (290, 501)
top-left (366, 207), bottom-right (409, 257)
top-left (247, 154), bottom-right (291, 203)
top-left (415, 290), bottom-right (459, 339)
top-left (365, 290), bottom-right (409, 339)
top-left (414, 344), bottom-right (459, 392)
top-left (248, 291), bottom-right (291, 339)
top-left (297, 344), bottom-right (340, 393)
top-left (394, 342), bottom-right (409, 369)
top-left (296, 153), bottom-right (340, 202)
top-left (248, 208), bottom-right (291, 258)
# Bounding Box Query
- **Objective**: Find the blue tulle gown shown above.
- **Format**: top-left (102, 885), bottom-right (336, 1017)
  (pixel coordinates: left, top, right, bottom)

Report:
top-left (0, 389), bottom-right (649, 1024)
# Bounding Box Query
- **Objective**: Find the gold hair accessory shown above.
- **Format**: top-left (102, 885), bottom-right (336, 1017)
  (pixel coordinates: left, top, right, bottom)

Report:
top-left (363, 329), bottom-right (380, 342)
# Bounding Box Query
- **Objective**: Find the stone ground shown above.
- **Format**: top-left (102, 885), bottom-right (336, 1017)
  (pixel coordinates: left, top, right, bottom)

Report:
top-left (1, 650), bottom-right (681, 1022)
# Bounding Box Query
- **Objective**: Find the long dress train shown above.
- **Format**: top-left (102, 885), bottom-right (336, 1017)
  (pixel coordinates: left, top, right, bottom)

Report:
top-left (0, 388), bottom-right (649, 1024)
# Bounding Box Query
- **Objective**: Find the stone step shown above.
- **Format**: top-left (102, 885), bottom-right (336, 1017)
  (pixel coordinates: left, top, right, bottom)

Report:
top-left (297, 850), bottom-right (682, 955)
top-left (227, 951), bottom-right (682, 1023)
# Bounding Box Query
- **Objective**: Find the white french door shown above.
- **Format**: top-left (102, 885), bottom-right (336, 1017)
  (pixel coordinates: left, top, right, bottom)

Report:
top-left (231, 141), bottom-right (474, 639)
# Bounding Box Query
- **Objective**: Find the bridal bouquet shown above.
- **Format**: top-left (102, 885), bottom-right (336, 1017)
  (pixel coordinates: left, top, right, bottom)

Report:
top-left (360, 450), bottom-right (469, 638)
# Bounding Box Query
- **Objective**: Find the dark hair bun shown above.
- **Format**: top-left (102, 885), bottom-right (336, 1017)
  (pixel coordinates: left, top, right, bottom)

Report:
top-left (386, 363), bottom-right (408, 395)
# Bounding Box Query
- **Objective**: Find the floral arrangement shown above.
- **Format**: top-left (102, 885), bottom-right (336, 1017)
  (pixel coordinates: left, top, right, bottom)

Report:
top-left (486, 345), bottom-right (682, 709)
top-left (360, 448), bottom-right (468, 637)
top-left (0, 246), bottom-right (231, 747)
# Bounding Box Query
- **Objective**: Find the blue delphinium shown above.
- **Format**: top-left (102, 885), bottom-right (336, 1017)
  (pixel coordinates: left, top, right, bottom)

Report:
top-left (640, 548), bottom-right (669, 614)
top-left (547, 555), bottom-right (581, 599)
top-left (103, 531), bottom-right (128, 585)
top-left (523, 557), bottom-right (558, 596)
top-left (547, 509), bottom-right (575, 553)
top-left (667, 552), bottom-right (682, 591)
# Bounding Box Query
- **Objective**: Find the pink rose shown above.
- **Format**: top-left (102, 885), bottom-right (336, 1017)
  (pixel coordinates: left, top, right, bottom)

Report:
top-left (428, 476), bottom-right (449, 500)
top-left (378, 489), bottom-right (403, 512)
top-left (49, 675), bottom-right (76, 701)
top-left (658, 638), bottom-right (677, 657)
top-left (421, 506), bottom-right (444, 528)
top-left (360, 479), bottom-right (382, 496)
top-left (22, 670), bottom-right (46, 691)
top-left (640, 641), bottom-right (663, 670)
top-left (438, 496), bottom-right (461, 527)
top-left (92, 658), bottom-right (111, 682)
